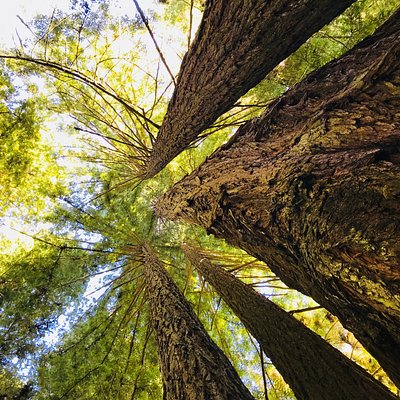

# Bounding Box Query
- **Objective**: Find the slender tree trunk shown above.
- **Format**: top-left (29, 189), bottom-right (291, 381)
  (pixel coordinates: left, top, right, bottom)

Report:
top-left (182, 244), bottom-right (397, 400)
top-left (141, 244), bottom-right (255, 400)
top-left (143, 0), bottom-right (356, 178)
top-left (157, 9), bottom-right (400, 387)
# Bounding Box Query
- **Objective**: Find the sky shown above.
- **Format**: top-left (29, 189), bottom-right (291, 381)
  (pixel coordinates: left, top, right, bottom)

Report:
top-left (0, 0), bottom-right (70, 47)
top-left (0, 0), bottom-right (158, 48)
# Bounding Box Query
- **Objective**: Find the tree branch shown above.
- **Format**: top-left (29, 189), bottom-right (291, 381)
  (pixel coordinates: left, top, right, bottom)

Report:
top-left (132, 0), bottom-right (177, 86)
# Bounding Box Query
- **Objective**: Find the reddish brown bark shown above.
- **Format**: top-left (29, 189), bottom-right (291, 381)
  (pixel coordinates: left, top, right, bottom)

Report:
top-left (183, 244), bottom-right (397, 400)
top-left (157, 9), bottom-right (400, 387)
top-left (143, 0), bottom-right (356, 178)
top-left (142, 245), bottom-right (255, 400)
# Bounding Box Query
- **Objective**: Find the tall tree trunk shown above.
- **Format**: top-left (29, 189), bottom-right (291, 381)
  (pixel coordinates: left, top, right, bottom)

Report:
top-left (157, 9), bottom-right (400, 387)
top-left (143, 0), bottom-right (356, 178)
top-left (182, 244), bottom-right (397, 400)
top-left (141, 244), bottom-right (255, 400)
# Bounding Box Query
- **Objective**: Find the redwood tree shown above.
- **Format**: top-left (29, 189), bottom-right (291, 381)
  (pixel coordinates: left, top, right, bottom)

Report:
top-left (142, 244), bottom-right (255, 400)
top-left (183, 244), bottom-right (397, 400)
top-left (158, 8), bottom-right (400, 387)
top-left (143, 0), bottom-right (356, 178)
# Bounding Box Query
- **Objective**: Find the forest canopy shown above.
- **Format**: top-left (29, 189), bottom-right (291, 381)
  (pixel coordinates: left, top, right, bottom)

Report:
top-left (0, 0), bottom-right (400, 399)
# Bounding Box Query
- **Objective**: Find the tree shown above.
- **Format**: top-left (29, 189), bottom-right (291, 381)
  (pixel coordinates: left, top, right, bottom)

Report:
top-left (183, 244), bottom-right (396, 400)
top-left (144, 0), bottom-right (357, 178)
top-left (2, 0), bottom-right (400, 398)
top-left (158, 7), bottom-right (400, 387)
top-left (142, 243), bottom-right (255, 400)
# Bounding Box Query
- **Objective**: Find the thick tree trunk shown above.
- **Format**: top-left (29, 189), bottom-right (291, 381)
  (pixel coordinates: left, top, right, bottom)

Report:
top-left (157, 10), bottom-right (400, 388)
top-left (182, 244), bottom-right (397, 400)
top-left (142, 244), bottom-right (255, 400)
top-left (143, 0), bottom-right (356, 178)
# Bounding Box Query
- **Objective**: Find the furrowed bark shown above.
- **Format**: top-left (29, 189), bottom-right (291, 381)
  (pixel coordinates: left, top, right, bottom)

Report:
top-left (157, 9), bottom-right (400, 387)
top-left (143, 0), bottom-right (356, 178)
top-left (142, 244), bottom-right (255, 400)
top-left (182, 244), bottom-right (397, 400)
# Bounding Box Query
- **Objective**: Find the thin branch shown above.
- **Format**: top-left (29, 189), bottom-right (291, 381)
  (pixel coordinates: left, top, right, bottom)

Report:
top-left (100, 289), bottom-right (142, 365)
top-left (58, 262), bottom-right (126, 288)
top-left (0, 53), bottom-right (161, 130)
top-left (210, 296), bottom-right (222, 331)
top-left (139, 320), bottom-right (153, 366)
top-left (132, 0), bottom-right (176, 86)
top-left (260, 345), bottom-right (270, 400)
top-left (288, 305), bottom-right (322, 314)
top-left (84, 176), bottom-right (142, 205)
top-left (247, 331), bottom-right (276, 399)
top-left (57, 302), bottom-right (122, 354)
top-left (188, 0), bottom-right (194, 50)
top-left (74, 127), bottom-right (137, 148)
top-left (59, 366), bottom-right (100, 399)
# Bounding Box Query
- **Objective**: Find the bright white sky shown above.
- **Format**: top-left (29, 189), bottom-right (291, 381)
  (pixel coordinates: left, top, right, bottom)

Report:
top-left (0, 0), bottom-right (193, 83)
top-left (0, 0), bottom-right (69, 46)
top-left (0, 0), bottom-right (158, 47)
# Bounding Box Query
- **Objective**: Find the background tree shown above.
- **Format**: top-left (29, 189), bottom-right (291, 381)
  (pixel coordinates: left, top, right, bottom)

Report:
top-left (183, 243), bottom-right (396, 400)
top-left (142, 243), bottom-right (255, 400)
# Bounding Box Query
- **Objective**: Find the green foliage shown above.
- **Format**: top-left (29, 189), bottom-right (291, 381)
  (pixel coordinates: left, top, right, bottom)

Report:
top-left (0, 239), bottom-right (105, 364)
top-left (0, 67), bottom-right (41, 212)
top-left (0, 99), bottom-right (39, 185)
top-left (37, 290), bottom-right (162, 400)
top-left (0, 67), bottom-right (70, 225)
top-left (0, 368), bottom-right (34, 400)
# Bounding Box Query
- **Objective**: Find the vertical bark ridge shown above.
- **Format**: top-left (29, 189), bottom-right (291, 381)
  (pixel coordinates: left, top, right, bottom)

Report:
top-left (143, 0), bottom-right (356, 178)
top-left (156, 9), bottom-right (400, 387)
top-left (182, 244), bottom-right (397, 400)
top-left (142, 244), bottom-right (255, 400)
